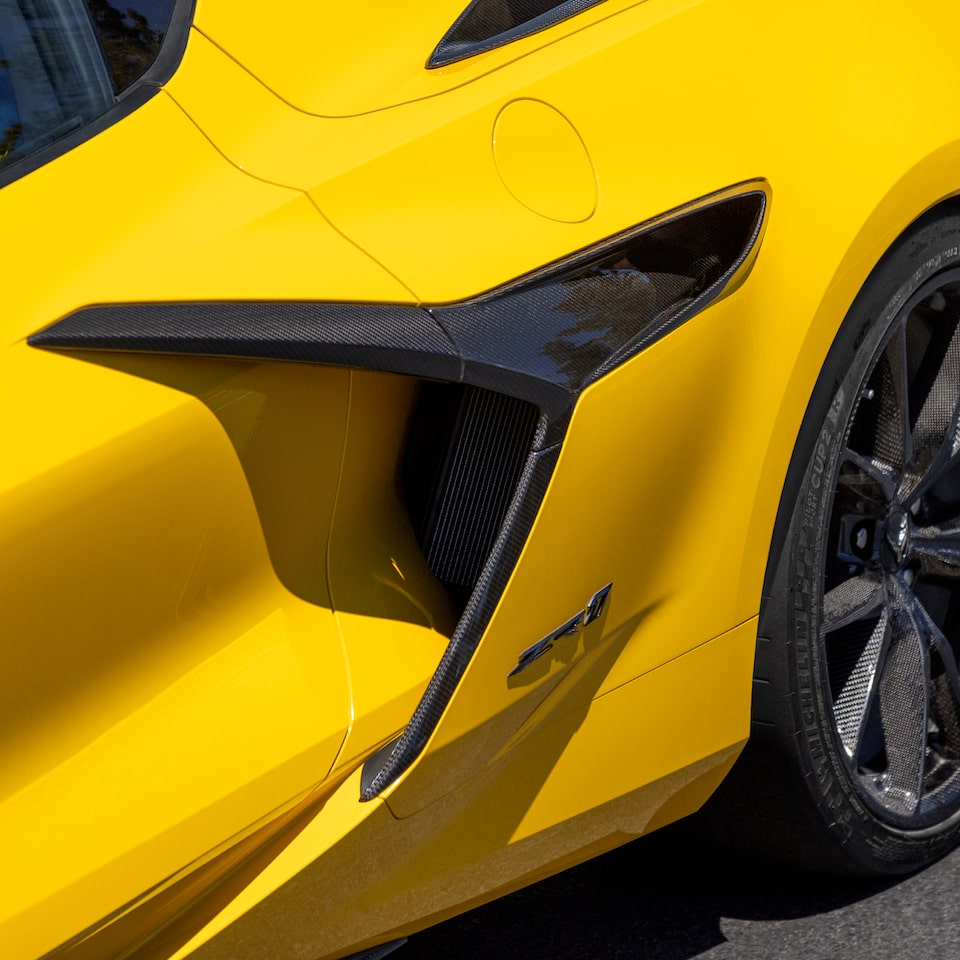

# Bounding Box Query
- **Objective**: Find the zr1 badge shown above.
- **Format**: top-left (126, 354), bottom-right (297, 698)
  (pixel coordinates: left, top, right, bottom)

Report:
top-left (508, 583), bottom-right (612, 678)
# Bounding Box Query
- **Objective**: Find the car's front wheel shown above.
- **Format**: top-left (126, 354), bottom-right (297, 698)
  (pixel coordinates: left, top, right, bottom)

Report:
top-left (716, 208), bottom-right (960, 874)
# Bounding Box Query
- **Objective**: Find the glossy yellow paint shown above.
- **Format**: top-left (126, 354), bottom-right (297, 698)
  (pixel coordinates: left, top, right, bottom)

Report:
top-left (167, 619), bottom-right (753, 960)
top-left (328, 371), bottom-right (457, 771)
top-left (308, 0), bottom-right (958, 304)
top-left (193, 0), bottom-right (656, 116)
top-left (72, 353), bottom-right (354, 609)
top-left (492, 99), bottom-right (598, 223)
top-left (0, 347), bottom-right (350, 960)
top-left (382, 277), bottom-right (777, 815)
top-left (0, 88), bottom-right (412, 356)
top-left (166, 2), bottom-right (960, 314)
top-left (3, 0), bottom-right (960, 956)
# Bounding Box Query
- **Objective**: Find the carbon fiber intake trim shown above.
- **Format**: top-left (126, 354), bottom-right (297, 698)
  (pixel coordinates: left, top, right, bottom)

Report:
top-left (435, 183), bottom-right (768, 442)
top-left (29, 301), bottom-right (462, 381)
top-left (361, 438), bottom-right (559, 801)
top-left (429, 0), bottom-right (604, 67)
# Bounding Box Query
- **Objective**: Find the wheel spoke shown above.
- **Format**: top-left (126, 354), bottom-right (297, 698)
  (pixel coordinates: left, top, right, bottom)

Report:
top-left (876, 585), bottom-right (930, 815)
top-left (910, 594), bottom-right (960, 755)
top-left (822, 573), bottom-right (885, 632)
top-left (909, 446), bottom-right (960, 508)
top-left (833, 610), bottom-right (887, 759)
top-left (911, 314), bottom-right (960, 451)
top-left (842, 448), bottom-right (897, 501)
top-left (884, 322), bottom-right (913, 471)
top-left (910, 521), bottom-right (960, 576)
top-left (902, 311), bottom-right (960, 501)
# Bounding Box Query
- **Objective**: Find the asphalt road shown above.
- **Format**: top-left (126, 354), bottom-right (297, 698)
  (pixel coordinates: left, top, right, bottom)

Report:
top-left (399, 819), bottom-right (960, 960)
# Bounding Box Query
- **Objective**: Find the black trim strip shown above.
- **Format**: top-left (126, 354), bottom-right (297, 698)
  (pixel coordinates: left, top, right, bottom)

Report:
top-left (32, 301), bottom-right (462, 382)
top-left (361, 184), bottom-right (770, 797)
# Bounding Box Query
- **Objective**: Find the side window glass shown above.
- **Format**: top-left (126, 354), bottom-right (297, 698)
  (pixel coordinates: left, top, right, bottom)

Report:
top-left (0, 0), bottom-right (114, 169)
top-left (84, 1), bottom-right (177, 92)
top-left (0, 0), bottom-right (178, 174)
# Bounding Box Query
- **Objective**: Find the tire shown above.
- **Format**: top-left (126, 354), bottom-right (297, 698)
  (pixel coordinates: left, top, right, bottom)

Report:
top-left (711, 208), bottom-right (960, 875)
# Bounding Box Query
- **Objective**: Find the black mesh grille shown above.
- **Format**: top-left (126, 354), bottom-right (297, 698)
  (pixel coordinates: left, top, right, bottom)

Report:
top-left (406, 384), bottom-right (539, 604)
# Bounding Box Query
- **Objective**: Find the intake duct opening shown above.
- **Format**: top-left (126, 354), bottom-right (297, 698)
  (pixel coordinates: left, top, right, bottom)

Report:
top-left (404, 382), bottom-right (540, 608)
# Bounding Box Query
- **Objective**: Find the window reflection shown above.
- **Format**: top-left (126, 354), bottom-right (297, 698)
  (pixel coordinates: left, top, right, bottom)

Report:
top-left (0, 0), bottom-right (177, 175)
top-left (0, 0), bottom-right (114, 171)
top-left (83, 0), bottom-right (176, 92)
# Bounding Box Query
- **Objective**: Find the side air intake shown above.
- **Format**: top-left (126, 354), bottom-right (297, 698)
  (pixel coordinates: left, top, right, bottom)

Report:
top-left (404, 383), bottom-right (540, 607)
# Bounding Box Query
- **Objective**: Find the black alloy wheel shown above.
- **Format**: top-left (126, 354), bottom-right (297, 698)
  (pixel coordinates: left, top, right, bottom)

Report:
top-left (824, 269), bottom-right (960, 832)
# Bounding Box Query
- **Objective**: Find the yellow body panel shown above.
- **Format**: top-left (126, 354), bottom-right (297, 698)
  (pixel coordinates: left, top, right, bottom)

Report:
top-left (170, 619), bottom-right (754, 960)
top-left (192, 0), bottom-right (655, 116)
top-left (329, 372), bottom-right (458, 771)
top-left (2, 0), bottom-right (960, 956)
top-left (0, 348), bottom-right (351, 959)
top-left (0, 91), bottom-right (412, 357)
top-left (379, 286), bottom-right (770, 814)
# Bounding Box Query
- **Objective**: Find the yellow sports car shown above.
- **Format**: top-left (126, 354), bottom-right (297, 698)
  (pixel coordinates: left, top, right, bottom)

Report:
top-left (5, 0), bottom-right (960, 957)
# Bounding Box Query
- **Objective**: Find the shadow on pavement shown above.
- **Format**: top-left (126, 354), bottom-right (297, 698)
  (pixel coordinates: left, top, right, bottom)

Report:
top-left (399, 819), bottom-right (899, 960)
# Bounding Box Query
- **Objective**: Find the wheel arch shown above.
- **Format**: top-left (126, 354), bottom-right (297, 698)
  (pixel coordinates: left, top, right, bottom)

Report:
top-left (743, 143), bottom-right (960, 616)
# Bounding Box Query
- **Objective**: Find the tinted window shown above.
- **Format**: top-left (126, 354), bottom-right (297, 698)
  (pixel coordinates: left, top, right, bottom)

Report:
top-left (83, 0), bottom-right (176, 92)
top-left (0, 0), bottom-right (177, 174)
top-left (0, 0), bottom-right (114, 170)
